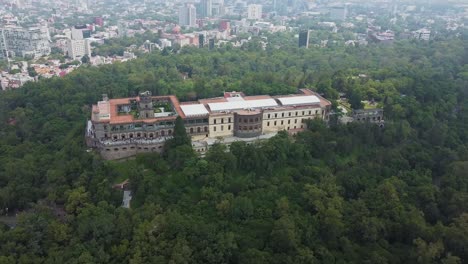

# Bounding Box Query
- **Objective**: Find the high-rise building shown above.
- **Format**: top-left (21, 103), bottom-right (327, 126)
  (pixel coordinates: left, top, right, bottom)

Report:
top-left (66, 25), bottom-right (92, 59)
top-left (117, 22), bottom-right (128, 38)
top-left (67, 39), bottom-right (91, 59)
top-left (247, 4), bottom-right (262, 20)
top-left (299, 30), bottom-right (310, 48)
top-left (209, 38), bottom-right (215, 50)
top-left (0, 25), bottom-right (51, 60)
top-left (212, 0), bottom-right (225, 16)
top-left (199, 34), bottom-right (205, 48)
top-left (179, 3), bottom-right (197, 27)
top-left (94, 17), bottom-right (104, 27)
top-left (219, 20), bottom-right (230, 32)
top-left (329, 6), bottom-right (348, 21)
top-left (71, 27), bottom-right (84, 40)
top-left (199, 0), bottom-right (212, 18)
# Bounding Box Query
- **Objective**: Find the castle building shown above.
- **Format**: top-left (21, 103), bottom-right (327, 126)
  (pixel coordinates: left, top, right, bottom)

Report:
top-left (86, 89), bottom-right (331, 160)
top-left (352, 109), bottom-right (384, 127)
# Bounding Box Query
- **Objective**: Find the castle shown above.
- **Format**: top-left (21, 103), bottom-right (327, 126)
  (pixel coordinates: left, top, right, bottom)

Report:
top-left (86, 89), bottom-right (331, 160)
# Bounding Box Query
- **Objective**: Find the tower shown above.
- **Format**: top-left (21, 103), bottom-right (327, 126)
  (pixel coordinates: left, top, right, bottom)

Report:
top-left (247, 4), bottom-right (262, 20)
top-left (179, 3), bottom-right (197, 27)
top-left (199, 34), bottom-right (205, 48)
top-left (200, 0), bottom-right (212, 18)
top-left (299, 30), bottom-right (310, 48)
top-left (138, 91), bottom-right (154, 119)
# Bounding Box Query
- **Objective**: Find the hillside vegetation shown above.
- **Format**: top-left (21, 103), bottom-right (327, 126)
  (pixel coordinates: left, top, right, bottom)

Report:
top-left (0, 37), bottom-right (467, 263)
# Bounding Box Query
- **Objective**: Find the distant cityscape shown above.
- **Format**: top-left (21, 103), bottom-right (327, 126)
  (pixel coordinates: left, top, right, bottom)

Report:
top-left (0, 0), bottom-right (466, 90)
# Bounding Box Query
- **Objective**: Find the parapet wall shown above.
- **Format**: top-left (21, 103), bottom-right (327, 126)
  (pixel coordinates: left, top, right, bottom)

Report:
top-left (98, 141), bottom-right (166, 160)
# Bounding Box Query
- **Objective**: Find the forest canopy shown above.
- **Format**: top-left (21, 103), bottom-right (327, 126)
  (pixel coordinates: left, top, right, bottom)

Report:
top-left (0, 35), bottom-right (467, 263)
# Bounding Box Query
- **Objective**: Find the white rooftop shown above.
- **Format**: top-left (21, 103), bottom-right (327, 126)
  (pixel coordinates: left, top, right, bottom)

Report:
top-left (277, 95), bottom-right (320, 106)
top-left (208, 99), bottom-right (278, 112)
top-left (181, 104), bottom-right (209, 117)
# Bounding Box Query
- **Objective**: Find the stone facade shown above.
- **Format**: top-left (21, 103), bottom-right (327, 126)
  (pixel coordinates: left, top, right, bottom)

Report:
top-left (352, 108), bottom-right (384, 125)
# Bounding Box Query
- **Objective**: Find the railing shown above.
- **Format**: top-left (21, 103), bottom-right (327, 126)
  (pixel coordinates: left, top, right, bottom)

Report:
top-left (111, 125), bottom-right (175, 132)
top-left (98, 137), bottom-right (173, 146)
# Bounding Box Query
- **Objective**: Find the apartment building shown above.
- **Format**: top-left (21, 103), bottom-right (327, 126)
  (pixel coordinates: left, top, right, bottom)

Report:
top-left (179, 3), bottom-right (197, 27)
top-left (0, 25), bottom-right (50, 59)
top-left (67, 39), bottom-right (91, 59)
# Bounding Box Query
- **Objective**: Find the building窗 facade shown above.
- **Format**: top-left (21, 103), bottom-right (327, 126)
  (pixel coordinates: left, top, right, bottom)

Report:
top-left (86, 89), bottom-right (332, 160)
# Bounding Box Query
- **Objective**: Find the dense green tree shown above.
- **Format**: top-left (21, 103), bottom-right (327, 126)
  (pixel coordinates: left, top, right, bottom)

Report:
top-left (0, 33), bottom-right (466, 263)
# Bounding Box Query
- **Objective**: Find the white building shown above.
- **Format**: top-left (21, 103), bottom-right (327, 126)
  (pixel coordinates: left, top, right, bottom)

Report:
top-left (199, 0), bottom-right (212, 18)
top-left (159, 39), bottom-right (172, 49)
top-left (247, 4), bottom-right (262, 20)
top-left (0, 25), bottom-right (51, 59)
top-left (71, 27), bottom-right (84, 40)
top-left (413, 28), bottom-right (431, 40)
top-left (67, 39), bottom-right (91, 60)
top-left (179, 3), bottom-right (197, 27)
top-left (65, 25), bottom-right (92, 60)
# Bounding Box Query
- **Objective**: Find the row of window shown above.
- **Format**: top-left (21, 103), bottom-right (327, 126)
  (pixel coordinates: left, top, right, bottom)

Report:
top-left (357, 116), bottom-right (382, 121)
top-left (266, 118), bottom-right (304, 127)
top-left (239, 125), bottom-right (260, 131)
top-left (266, 109), bottom-right (322, 119)
top-left (239, 117), bottom-right (260, 123)
top-left (213, 117), bottom-right (232, 124)
top-left (213, 125), bottom-right (232, 132)
top-left (185, 118), bottom-right (209, 124)
top-left (105, 145), bottom-right (163, 152)
top-left (188, 126), bottom-right (209, 133)
top-left (107, 130), bottom-right (173, 140)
